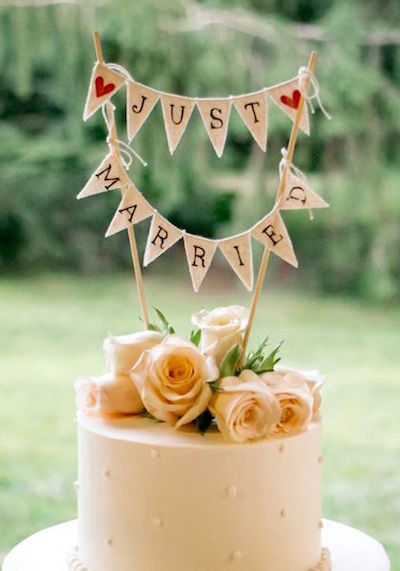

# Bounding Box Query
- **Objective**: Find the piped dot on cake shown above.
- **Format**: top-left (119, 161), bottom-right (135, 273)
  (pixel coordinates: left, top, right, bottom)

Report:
top-left (280, 509), bottom-right (286, 518)
top-left (151, 448), bottom-right (160, 459)
top-left (152, 517), bottom-right (163, 528)
top-left (318, 520), bottom-right (324, 529)
top-left (227, 485), bottom-right (238, 497)
top-left (232, 549), bottom-right (243, 561)
top-left (106, 538), bottom-right (113, 547)
top-left (318, 456), bottom-right (323, 464)
top-left (103, 469), bottom-right (111, 478)
top-left (279, 444), bottom-right (285, 453)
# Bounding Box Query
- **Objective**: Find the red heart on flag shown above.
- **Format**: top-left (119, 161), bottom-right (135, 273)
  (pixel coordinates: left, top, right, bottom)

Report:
top-left (95, 76), bottom-right (116, 98)
top-left (280, 89), bottom-right (301, 110)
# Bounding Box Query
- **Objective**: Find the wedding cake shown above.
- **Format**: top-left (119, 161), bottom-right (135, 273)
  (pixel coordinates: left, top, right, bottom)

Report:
top-left (72, 306), bottom-right (331, 571)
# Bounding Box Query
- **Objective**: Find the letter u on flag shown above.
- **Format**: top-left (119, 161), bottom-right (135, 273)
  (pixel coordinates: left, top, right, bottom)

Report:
top-left (143, 213), bottom-right (183, 266)
top-left (77, 152), bottom-right (125, 199)
top-left (83, 63), bottom-right (126, 121)
top-left (234, 90), bottom-right (268, 152)
top-left (252, 210), bottom-right (298, 267)
top-left (197, 98), bottom-right (232, 157)
top-left (184, 234), bottom-right (218, 292)
top-left (105, 183), bottom-right (154, 237)
top-left (127, 81), bottom-right (160, 141)
top-left (280, 172), bottom-right (329, 211)
top-left (218, 232), bottom-right (254, 291)
top-left (161, 95), bottom-right (196, 155)
top-left (268, 77), bottom-right (310, 135)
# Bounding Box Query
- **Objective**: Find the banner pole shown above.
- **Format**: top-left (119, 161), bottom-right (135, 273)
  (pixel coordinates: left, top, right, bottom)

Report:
top-left (93, 31), bottom-right (150, 329)
top-left (239, 50), bottom-right (318, 366)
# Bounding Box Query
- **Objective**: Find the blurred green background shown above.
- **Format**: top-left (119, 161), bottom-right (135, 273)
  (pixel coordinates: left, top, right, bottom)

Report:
top-left (1, 0), bottom-right (399, 568)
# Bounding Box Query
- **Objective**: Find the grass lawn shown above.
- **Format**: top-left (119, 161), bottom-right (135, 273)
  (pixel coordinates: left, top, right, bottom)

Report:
top-left (1, 272), bottom-right (399, 568)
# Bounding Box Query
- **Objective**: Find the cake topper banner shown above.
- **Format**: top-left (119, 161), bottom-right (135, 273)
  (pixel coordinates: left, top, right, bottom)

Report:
top-left (77, 143), bottom-right (329, 291)
top-left (82, 59), bottom-right (331, 156)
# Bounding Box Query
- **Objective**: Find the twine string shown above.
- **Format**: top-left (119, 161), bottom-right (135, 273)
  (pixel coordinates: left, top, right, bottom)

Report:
top-left (298, 66), bottom-right (331, 120)
top-left (279, 148), bottom-right (314, 220)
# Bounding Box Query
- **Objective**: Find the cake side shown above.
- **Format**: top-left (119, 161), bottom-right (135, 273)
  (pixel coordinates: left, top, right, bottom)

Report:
top-left (76, 414), bottom-right (323, 571)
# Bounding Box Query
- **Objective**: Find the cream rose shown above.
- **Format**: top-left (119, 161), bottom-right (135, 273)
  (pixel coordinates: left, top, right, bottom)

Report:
top-left (275, 365), bottom-right (325, 421)
top-left (131, 335), bottom-right (218, 428)
top-left (209, 370), bottom-right (280, 443)
top-left (104, 330), bottom-right (164, 372)
top-left (260, 370), bottom-right (313, 434)
top-left (75, 371), bottom-right (144, 416)
top-left (191, 305), bottom-right (248, 365)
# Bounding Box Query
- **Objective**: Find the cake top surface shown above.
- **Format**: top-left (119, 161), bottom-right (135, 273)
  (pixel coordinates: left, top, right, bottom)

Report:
top-left (78, 411), bottom-right (319, 449)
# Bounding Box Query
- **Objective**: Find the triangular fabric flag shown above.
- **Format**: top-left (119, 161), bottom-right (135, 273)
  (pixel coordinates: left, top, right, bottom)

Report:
top-left (143, 213), bottom-right (183, 266)
top-left (218, 232), bottom-right (254, 291)
top-left (77, 153), bottom-right (125, 199)
top-left (197, 98), bottom-right (232, 157)
top-left (83, 63), bottom-right (126, 121)
top-left (280, 173), bottom-right (329, 211)
top-left (268, 77), bottom-right (310, 135)
top-left (127, 81), bottom-right (159, 141)
top-left (183, 234), bottom-right (218, 292)
top-left (234, 90), bottom-right (268, 152)
top-left (161, 95), bottom-right (196, 154)
top-left (105, 183), bottom-right (154, 237)
top-left (252, 209), bottom-right (298, 267)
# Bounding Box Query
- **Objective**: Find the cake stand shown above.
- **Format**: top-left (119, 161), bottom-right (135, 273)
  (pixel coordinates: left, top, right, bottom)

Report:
top-left (2, 519), bottom-right (390, 571)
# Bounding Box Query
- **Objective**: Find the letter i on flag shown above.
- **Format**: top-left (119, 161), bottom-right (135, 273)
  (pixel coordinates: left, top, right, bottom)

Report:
top-left (83, 63), bottom-right (126, 121)
top-left (218, 232), bottom-right (254, 291)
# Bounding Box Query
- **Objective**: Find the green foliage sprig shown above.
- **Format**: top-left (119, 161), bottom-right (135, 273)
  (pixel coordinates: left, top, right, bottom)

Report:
top-left (148, 307), bottom-right (175, 335)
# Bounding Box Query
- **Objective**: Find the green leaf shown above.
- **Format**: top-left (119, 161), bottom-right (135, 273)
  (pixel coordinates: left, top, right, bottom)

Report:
top-left (151, 307), bottom-right (175, 335)
top-left (196, 409), bottom-right (214, 435)
top-left (245, 336), bottom-right (269, 369)
top-left (143, 411), bottom-right (163, 423)
top-left (209, 381), bottom-right (225, 393)
top-left (190, 328), bottom-right (202, 347)
top-left (219, 344), bottom-right (242, 378)
top-left (255, 341), bottom-right (284, 373)
top-left (148, 322), bottom-right (162, 333)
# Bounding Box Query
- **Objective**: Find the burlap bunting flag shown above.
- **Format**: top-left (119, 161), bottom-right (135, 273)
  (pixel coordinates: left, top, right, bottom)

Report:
top-left (218, 232), bottom-right (254, 291)
top-left (197, 98), bottom-right (232, 158)
top-left (127, 81), bottom-right (160, 141)
top-left (252, 209), bottom-right (298, 267)
top-left (83, 63), bottom-right (126, 121)
top-left (77, 153), bottom-right (125, 200)
top-left (183, 234), bottom-right (218, 292)
top-left (161, 95), bottom-right (196, 155)
top-left (105, 183), bottom-right (153, 237)
top-left (268, 78), bottom-right (310, 135)
top-left (143, 213), bottom-right (183, 266)
top-left (234, 91), bottom-right (268, 152)
top-left (280, 173), bottom-right (329, 211)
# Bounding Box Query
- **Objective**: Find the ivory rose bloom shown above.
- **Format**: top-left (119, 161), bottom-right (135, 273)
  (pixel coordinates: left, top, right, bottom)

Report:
top-left (131, 335), bottom-right (218, 428)
top-left (75, 371), bottom-right (144, 416)
top-left (75, 330), bottom-right (163, 417)
top-left (275, 365), bottom-right (325, 421)
top-left (191, 305), bottom-right (248, 365)
top-left (104, 330), bottom-right (164, 372)
top-left (209, 370), bottom-right (280, 443)
top-left (260, 370), bottom-right (313, 434)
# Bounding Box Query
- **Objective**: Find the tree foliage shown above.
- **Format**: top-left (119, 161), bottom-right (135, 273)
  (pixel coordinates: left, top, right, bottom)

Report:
top-left (0, 0), bottom-right (399, 300)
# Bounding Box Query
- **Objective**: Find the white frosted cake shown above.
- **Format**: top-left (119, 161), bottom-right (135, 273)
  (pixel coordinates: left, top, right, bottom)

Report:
top-left (73, 306), bottom-right (330, 571)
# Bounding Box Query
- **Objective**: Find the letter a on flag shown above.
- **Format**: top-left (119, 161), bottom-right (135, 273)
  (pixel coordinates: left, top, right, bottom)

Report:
top-left (83, 63), bottom-right (126, 121)
top-left (105, 183), bottom-right (154, 237)
top-left (143, 213), bottom-right (183, 266)
top-left (77, 153), bottom-right (125, 199)
top-left (183, 234), bottom-right (217, 292)
top-left (252, 210), bottom-right (298, 267)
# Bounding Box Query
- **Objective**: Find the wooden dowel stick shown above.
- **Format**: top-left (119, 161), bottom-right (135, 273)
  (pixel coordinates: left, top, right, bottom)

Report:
top-left (240, 51), bottom-right (318, 365)
top-left (92, 31), bottom-right (150, 329)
